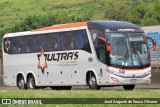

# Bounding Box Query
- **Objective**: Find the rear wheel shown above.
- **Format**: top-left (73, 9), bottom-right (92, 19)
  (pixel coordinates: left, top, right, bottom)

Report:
top-left (123, 85), bottom-right (135, 90)
top-left (87, 74), bottom-right (100, 90)
top-left (17, 75), bottom-right (26, 89)
top-left (27, 75), bottom-right (36, 89)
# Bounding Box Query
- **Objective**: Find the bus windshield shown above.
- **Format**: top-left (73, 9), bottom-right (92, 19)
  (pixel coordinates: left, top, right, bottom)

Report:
top-left (108, 32), bottom-right (150, 68)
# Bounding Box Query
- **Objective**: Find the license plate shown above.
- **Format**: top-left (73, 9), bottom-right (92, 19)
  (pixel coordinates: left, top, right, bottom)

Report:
top-left (130, 79), bottom-right (137, 83)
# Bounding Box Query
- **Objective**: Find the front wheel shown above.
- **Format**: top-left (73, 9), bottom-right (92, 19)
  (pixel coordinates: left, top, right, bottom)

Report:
top-left (88, 75), bottom-right (100, 90)
top-left (123, 85), bottom-right (135, 90)
top-left (27, 75), bottom-right (36, 89)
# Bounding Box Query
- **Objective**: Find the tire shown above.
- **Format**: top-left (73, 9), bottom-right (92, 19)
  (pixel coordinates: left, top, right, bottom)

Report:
top-left (17, 75), bottom-right (27, 89)
top-left (51, 86), bottom-right (72, 90)
top-left (123, 85), bottom-right (135, 90)
top-left (87, 75), bottom-right (101, 90)
top-left (27, 75), bottom-right (36, 89)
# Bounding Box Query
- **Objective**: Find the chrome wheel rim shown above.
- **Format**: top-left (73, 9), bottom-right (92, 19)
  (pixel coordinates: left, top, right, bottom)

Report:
top-left (29, 78), bottom-right (34, 89)
top-left (19, 78), bottom-right (24, 88)
top-left (89, 77), bottom-right (96, 89)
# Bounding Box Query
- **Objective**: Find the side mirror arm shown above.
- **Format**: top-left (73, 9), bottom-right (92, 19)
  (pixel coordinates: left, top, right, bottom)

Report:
top-left (146, 37), bottom-right (157, 51)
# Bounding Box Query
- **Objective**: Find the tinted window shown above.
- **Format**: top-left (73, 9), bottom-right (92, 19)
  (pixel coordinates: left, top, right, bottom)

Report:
top-left (98, 40), bottom-right (107, 64)
top-left (75, 30), bottom-right (91, 53)
top-left (3, 37), bottom-right (12, 54)
top-left (35, 34), bottom-right (47, 52)
top-left (23, 36), bottom-right (35, 53)
top-left (5, 30), bottom-right (91, 54)
top-left (89, 28), bottom-right (104, 41)
top-left (61, 32), bottom-right (74, 50)
top-left (12, 37), bottom-right (22, 54)
top-left (47, 33), bottom-right (60, 51)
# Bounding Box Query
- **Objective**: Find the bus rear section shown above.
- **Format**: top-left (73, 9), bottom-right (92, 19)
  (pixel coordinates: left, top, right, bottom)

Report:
top-left (2, 22), bottom-right (94, 90)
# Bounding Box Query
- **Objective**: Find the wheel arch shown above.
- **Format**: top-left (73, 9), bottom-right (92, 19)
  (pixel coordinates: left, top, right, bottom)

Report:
top-left (26, 72), bottom-right (37, 84)
top-left (86, 69), bottom-right (98, 85)
top-left (16, 72), bottom-right (26, 87)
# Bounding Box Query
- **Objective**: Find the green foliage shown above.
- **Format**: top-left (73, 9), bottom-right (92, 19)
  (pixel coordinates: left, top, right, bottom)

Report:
top-left (0, 0), bottom-right (160, 57)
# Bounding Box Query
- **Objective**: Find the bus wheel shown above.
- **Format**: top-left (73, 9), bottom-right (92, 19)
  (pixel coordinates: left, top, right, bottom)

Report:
top-left (123, 85), bottom-right (135, 90)
top-left (17, 75), bottom-right (26, 89)
top-left (88, 75), bottom-right (100, 90)
top-left (27, 75), bottom-right (36, 89)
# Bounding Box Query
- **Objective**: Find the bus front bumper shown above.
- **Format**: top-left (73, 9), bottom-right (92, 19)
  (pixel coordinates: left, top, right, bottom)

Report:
top-left (108, 73), bottom-right (151, 85)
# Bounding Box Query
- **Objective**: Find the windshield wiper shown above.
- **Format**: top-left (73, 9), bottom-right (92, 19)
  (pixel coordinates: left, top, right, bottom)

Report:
top-left (133, 46), bottom-right (143, 66)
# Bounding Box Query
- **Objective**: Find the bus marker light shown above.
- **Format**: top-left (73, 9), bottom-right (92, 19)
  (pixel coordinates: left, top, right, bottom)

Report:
top-left (111, 77), bottom-right (118, 82)
top-left (100, 69), bottom-right (103, 77)
top-left (5, 39), bottom-right (11, 52)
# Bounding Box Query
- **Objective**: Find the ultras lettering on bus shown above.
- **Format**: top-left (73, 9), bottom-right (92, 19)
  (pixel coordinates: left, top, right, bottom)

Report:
top-left (37, 52), bottom-right (79, 61)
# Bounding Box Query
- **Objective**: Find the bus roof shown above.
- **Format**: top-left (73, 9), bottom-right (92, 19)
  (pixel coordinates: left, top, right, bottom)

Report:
top-left (32, 22), bottom-right (87, 31)
top-left (3, 22), bottom-right (87, 38)
top-left (33, 20), bottom-right (142, 32)
top-left (4, 20), bottom-right (143, 38)
top-left (88, 21), bottom-right (143, 32)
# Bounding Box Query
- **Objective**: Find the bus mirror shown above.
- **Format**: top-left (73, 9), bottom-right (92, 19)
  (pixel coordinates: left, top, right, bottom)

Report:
top-left (153, 44), bottom-right (157, 51)
top-left (146, 37), bottom-right (157, 51)
top-left (97, 36), bottom-right (111, 51)
top-left (106, 45), bottom-right (111, 51)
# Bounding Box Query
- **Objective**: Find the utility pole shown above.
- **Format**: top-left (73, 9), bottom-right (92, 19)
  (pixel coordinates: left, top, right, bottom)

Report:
top-left (156, 46), bottom-right (159, 72)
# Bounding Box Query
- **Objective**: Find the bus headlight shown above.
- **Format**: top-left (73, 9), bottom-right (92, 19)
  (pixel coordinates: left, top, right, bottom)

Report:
top-left (111, 77), bottom-right (119, 82)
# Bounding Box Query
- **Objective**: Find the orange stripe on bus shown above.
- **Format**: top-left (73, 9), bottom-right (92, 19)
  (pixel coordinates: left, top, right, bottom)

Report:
top-left (32, 22), bottom-right (87, 32)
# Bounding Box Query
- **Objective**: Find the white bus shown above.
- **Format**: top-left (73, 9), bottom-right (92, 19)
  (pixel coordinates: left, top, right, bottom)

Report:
top-left (2, 21), bottom-right (157, 90)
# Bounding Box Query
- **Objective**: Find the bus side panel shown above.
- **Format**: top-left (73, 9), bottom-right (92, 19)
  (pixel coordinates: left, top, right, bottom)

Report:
top-left (44, 50), bottom-right (95, 86)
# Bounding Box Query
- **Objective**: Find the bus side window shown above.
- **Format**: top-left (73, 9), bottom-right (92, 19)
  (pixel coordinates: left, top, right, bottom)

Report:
top-left (12, 37), bottom-right (22, 54)
top-left (75, 31), bottom-right (84, 49)
top-left (95, 39), bottom-right (107, 64)
top-left (35, 34), bottom-right (47, 52)
top-left (75, 30), bottom-right (91, 53)
top-left (47, 33), bottom-right (60, 51)
top-left (3, 37), bottom-right (12, 54)
top-left (23, 36), bottom-right (35, 53)
top-left (61, 31), bottom-right (74, 50)
top-left (99, 41), bottom-right (107, 64)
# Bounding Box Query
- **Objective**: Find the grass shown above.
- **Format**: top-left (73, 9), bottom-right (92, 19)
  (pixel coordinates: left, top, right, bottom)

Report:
top-left (0, 0), bottom-right (98, 32)
top-left (0, 88), bottom-right (160, 107)
top-left (0, 88), bottom-right (160, 98)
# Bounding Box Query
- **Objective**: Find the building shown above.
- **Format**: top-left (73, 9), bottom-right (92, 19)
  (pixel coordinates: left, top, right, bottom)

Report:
top-left (142, 25), bottom-right (160, 64)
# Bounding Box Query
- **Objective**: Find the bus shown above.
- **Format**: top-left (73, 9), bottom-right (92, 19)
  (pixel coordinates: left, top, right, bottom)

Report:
top-left (2, 21), bottom-right (157, 90)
